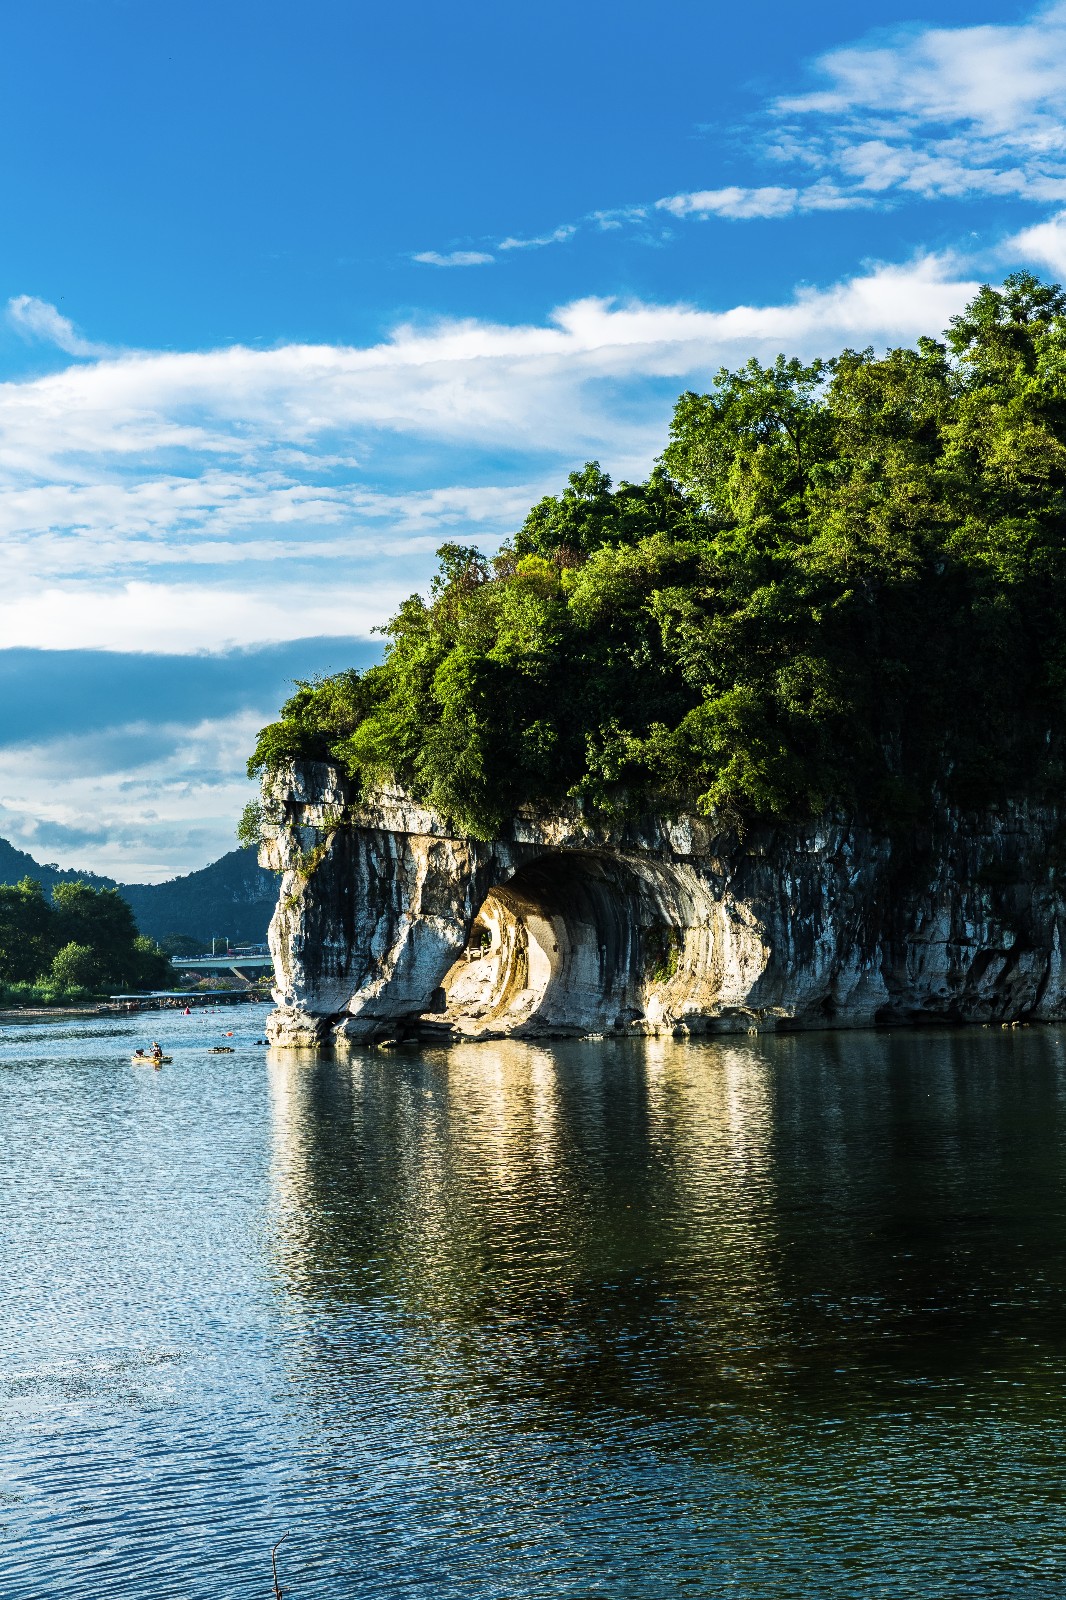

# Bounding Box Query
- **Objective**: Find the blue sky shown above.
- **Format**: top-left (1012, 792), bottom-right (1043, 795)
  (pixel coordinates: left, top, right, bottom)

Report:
top-left (4, 0), bottom-right (1066, 878)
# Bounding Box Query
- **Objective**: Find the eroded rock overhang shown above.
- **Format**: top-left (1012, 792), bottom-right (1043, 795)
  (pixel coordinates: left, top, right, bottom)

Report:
top-left (259, 762), bottom-right (1066, 1045)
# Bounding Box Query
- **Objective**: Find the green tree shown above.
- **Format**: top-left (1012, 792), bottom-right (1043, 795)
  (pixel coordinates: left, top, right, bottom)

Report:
top-left (52, 882), bottom-right (139, 978)
top-left (50, 941), bottom-right (99, 990)
top-left (663, 355), bottom-right (832, 522)
top-left (129, 935), bottom-right (172, 991)
top-left (237, 800), bottom-right (263, 848)
top-left (515, 462), bottom-right (705, 561)
top-left (50, 882), bottom-right (170, 989)
top-left (160, 933), bottom-right (205, 958)
top-left (0, 878), bottom-right (57, 983)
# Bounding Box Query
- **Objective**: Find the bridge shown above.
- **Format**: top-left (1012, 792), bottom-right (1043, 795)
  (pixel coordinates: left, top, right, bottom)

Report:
top-left (170, 953), bottom-right (274, 981)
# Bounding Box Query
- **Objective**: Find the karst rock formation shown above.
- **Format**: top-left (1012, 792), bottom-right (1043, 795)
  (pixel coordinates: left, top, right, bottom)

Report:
top-left (259, 761), bottom-right (1066, 1045)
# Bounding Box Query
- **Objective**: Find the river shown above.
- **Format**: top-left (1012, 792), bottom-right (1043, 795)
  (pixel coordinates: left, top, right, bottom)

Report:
top-left (1, 1007), bottom-right (1065, 1597)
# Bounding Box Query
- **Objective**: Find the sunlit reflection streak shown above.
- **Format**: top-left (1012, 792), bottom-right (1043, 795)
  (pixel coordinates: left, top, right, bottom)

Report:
top-left (264, 1036), bottom-right (794, 1429)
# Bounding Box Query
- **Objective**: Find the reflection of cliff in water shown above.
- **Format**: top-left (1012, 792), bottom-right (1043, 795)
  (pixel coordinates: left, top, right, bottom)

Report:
top-left (266, 1037), bottom-right (781, 1415)
top-left (267, 1030), bottom-right (1066, 1453)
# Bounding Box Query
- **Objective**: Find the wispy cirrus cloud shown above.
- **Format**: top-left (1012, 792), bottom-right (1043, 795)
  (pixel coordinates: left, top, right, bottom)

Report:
top-left (498, 224), bottom-right (578, 252)
top-left (412, 249), bottom-right (494, 267)
top-left (6, 294), bottom-right (111, 357)
top-left (412, 228), bottom-right (579, 264)
top-left (777, 8), bottom-right (1066, 133)
top-left (656, 185), bottom-right (801, 220)
top-left (655, 180), bottom-right (858, 221)
top-left (414, 4), bottom-right (1066, 261)
top-left (769, 3), bottom-right (1066, 205)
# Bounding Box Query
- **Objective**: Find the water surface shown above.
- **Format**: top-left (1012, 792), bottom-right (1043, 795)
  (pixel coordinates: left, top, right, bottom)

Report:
top-left (2, 1010), bottom-right (1065, 1596)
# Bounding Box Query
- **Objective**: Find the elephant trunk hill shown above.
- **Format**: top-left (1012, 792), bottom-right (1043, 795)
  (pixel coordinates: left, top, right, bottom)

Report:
top-left (249, 277), bottom-right (1066, 1042)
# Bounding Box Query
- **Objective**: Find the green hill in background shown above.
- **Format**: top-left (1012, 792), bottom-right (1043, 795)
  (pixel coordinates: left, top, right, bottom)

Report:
top-left (120, 851), bottom-right (278, 947)
top-left (0, 837), bottom-right (114, 894)
top-left (0, 837), bottom-right (278, 949)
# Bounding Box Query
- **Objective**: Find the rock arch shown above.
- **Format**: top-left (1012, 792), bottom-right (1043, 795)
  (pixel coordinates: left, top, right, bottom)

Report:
top-left (442, 851), bottom-right (665, 1037)
top-left (261, 767), bottom-right (754, 1044)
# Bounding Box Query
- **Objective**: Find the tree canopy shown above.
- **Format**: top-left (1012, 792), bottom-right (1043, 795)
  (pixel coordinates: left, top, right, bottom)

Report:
top-left (0, 877), bottom-right (170, 991)
top-left (250, 274), bottom-right (1066, 838)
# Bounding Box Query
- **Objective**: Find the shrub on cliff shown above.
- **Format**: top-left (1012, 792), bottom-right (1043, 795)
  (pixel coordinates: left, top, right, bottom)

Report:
top-left (249, 274), bottom-right (1066, 838)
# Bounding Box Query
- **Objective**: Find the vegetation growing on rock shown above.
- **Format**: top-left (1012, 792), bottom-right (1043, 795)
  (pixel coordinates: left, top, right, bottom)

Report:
top-left (250, 275), bottom-right (1066, 838)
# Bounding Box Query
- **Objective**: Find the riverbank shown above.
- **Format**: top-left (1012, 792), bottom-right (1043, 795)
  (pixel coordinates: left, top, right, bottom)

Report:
top-left (0, 1003), bottom-right (111, 1024)
top-left (0, 991), bottom-right (268, 1024)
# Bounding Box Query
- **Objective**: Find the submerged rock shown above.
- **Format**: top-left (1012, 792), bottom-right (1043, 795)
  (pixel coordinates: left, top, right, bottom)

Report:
top-left (260, 761), bottom-right (1066, 1045)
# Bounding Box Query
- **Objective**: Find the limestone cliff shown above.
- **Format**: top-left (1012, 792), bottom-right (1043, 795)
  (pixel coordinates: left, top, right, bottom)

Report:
top-left (259, 761), bottom-right (1066, 1044)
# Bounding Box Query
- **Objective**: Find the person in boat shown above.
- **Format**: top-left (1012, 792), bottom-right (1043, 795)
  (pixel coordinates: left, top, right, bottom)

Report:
top-left (150, 1041), bottom-right (163, 1058)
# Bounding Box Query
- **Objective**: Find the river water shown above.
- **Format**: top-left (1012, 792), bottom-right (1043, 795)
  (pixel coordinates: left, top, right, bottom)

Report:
top-left (2, 1008), bottom-right (1065, 1597)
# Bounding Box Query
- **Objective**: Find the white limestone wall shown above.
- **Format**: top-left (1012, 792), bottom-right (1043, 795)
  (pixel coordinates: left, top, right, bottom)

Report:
top-left (260, 764), bottom-right (1066, 1044)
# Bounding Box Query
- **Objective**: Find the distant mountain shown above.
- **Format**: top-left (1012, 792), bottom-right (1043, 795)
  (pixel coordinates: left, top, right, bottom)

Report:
top-left (120, 850), bottom-right (279, 945)
top-left (0, 837), bottom-right (117, 894)
top-left (0, 838), bottom-right (279, 947)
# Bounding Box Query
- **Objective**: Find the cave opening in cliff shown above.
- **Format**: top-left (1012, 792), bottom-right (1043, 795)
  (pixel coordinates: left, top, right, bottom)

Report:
top-left (435, 850), bottom-right (656, 1036)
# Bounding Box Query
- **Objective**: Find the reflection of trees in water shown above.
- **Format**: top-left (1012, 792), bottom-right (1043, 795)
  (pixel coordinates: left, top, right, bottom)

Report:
top-left (266, 1029), bottom-right (1066, 1453)
top-left (764, 1029), bottom-right (1066, 1400)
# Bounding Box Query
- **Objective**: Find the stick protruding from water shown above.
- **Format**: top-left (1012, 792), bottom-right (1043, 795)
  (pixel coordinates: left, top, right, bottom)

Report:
top-left (271, 1532), bottom-right (288, 1598)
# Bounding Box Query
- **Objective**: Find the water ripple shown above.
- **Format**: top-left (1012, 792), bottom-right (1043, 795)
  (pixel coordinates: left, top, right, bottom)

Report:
top-left (2, 1014), bottom-right (1066, 1595)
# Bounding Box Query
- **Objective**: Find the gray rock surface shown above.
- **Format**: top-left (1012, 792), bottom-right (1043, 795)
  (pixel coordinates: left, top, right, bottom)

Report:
top-left (260, 761), bottom-right (1066, 1044)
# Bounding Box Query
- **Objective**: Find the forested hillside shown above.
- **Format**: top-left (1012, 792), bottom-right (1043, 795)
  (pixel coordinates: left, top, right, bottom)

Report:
top-left (119, 851), bottom-right (278, 946)
top-left (251, 275), bottom-right (1066, 838)
top-left (0, 838), bottom-right (114, 895)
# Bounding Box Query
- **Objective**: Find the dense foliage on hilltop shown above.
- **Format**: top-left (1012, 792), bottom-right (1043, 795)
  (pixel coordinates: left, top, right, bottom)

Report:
top-left (249, 275), bottom-right (1066, 837)
top-left (0, 878), bottom-right (171, 997)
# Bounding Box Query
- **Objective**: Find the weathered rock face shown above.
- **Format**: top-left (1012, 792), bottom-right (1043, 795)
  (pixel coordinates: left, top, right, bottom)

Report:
top-left (260, 761), bottom-right (1066, 1044)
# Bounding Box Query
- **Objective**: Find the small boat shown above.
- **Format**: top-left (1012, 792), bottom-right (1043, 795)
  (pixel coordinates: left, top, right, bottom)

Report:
top-left (131, 1052), bottom-right (171, 1066)
top-left (208, 1045), bottom-right (235, 1054)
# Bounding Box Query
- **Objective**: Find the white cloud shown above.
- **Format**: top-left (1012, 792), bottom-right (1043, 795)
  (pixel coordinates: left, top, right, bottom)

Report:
top-left (657, 186), bottom-right (799, 220)
top-left (0, 579), bottom-right (409, 653)
top-left (0, 477), bottom-right (537, 569)
top-left (6, 294), bottom-right (109, 357)
top-left (771, 4), bottom-right (1066, 205)
top-left (498, 225), bottom-right (578, 251)
top-left (1006, 208), bottom-right (1066, 274)
top-left (0, 253), bottom-right (974, 480)
top-left (778, 6), bottom-right (1066, 134)
top-left (412, 249), bottom-right (494, 267)
top-left (0, 710), bottom-right (262, 879)
top-left (654, 181), bottom-right (856, 220)
top-left (411, 3), bottom-right (1066, 263)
